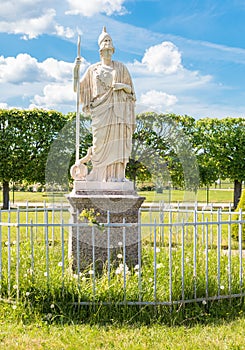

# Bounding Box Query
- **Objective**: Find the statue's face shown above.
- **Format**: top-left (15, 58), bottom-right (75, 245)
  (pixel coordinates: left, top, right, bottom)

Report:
top-left (100, 36), bottom-right (114, 52)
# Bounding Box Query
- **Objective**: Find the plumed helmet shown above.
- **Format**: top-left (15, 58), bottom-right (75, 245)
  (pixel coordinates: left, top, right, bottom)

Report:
top-left (98, 26), bottom-right (115, 52)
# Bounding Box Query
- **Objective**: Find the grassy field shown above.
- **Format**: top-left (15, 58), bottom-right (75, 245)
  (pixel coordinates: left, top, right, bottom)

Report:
top-left (1, 217), bottom-right (245, 349)
top-left (1, 318), bottom-right (245, 349)
top-left (0, 190), bottom-right (244, 350)
top-left (138, 189), bottom-right (233, 204)
top-left (0, 188), bottom-right (234, 205)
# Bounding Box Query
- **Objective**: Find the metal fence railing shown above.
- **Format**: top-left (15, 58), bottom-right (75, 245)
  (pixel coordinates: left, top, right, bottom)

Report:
top-left (0, 203), bottom-right (244, 305)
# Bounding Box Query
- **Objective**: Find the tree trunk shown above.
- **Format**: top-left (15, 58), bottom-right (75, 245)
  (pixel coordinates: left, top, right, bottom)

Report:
top-left (234, 179), bottom-right (242, 209)
top-left (2, 180), bottom-right (10, 209)
top-left (206, 185), bottom-right (209, 204)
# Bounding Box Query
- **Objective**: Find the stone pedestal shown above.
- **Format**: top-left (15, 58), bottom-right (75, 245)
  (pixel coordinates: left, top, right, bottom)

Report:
top-left (67, 181), bottom-right (145, 273)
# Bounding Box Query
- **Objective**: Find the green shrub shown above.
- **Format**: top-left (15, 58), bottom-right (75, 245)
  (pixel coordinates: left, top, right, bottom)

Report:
top-left (232, 190), bottom-right (245, 241)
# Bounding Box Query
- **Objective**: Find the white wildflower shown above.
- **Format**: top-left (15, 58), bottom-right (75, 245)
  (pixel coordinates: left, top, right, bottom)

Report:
top-left (118, 241), bottom-right (123, 246)
top-left (58, 262), bottom-right (63, 267)
top-left (156, 247), bottom-right (161, 253)
top-left (26, 292), bottom-right (30, 297)
top-left (44, 272), bottom-right (48, 277)
top-left (220, 285), bottom-right (225, 290)
top-left (12, 304), bottom-right (17, 310)
top-left (13, 284), bottom-right (18, 289)
top-left (115, 267), bottom-right (121, 275)
top-left (88, 270), bottom-right (94, 275)
top-left (156, 263), bottom-right (163, 269)
top-left (50, 304), bottom-right (55, 309)
top-left (115, 263), bottom-right (129, 276)
top-left (202, 300), bottom-right (207, 305)
top-left (117, 253), bottom-right (123, 259)
top-left (119, 263), bottom-right (129, 272)
top-left (134, 264), bottom-right (139, 270)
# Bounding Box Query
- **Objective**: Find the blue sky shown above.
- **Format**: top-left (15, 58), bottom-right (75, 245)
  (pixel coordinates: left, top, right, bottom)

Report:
top-left (0, 0), bottom-right (245, 119)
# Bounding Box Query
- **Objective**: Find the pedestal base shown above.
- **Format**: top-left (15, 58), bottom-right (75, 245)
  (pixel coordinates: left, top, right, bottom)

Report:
top-left (67, 181), bottom-right (145, 273)
top-left (71, 180), bottom-right (136, 195)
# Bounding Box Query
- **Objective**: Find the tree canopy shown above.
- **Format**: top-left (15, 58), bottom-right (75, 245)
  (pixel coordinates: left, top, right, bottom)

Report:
top-left (1, 109), bottom-right (244, 209)
top-left (0, 109), bottom-right (68, 208)
top-left (194, 117), bottom-right (245, 207)
top-left (126, 112), bottom-right (199, 193)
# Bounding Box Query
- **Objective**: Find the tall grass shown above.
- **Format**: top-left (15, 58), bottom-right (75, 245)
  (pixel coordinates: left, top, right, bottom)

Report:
top-left (0, 208), bottom-right (244, 325)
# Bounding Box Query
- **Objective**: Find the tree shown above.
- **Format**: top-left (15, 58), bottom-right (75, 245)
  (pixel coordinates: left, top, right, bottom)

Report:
top-left (163, 114), bottom-right (199, 192)
top-left (126, 112), bottom-right (199, 193)
top-left (192, 119), bottom-right (220, 203)
top-left (194, 118), bottom-right (245, 208)
top-left (0, 109), bottom-right (67, 209)
top-left (45, 112), bottom-right (92, 193)
top-left (126, 112), bottom-right (167, 187)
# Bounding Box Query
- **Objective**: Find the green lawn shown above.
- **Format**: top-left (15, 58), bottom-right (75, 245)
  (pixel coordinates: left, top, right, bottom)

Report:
top-left (0, 188), bottom-right (243, 349)
top-left (0, 188), bottom-right (234, 205)
top-left (1, 206), bottom-right (245, 350)
top-left (1, 318), bottom-right (245, 349)
top-left (1, 191), bottom-right (47, 203)
top-left (139, 189), bottom-right (233, 204)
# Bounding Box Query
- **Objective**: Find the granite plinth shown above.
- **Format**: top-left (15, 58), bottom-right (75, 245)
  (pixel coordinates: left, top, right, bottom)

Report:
top-left (67, 183), bottom-right (145, 273)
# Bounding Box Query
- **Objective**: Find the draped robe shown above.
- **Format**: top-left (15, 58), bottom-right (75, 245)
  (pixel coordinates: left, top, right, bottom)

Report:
top-left (79, 60), bottom-right (136, 182)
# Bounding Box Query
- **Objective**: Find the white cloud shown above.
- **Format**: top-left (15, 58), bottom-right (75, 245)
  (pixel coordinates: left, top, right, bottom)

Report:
top-left (0, 0), bottom-right (45, 21)
top-left (127, 40), bottom-right (213, 113)
top-left (142, 41), bottom-right (182, 74)
top-left (0, 54), bottom-right (41, 83)
top-left (0, 9), bottom-right (56, 39)
top-left (139, 90), bottom-right (178, 112)
top-left (0, 102), bottom-right (9, 109)
top-left (39, 56), bottom-right (89, 82)
top-left (32, 83), bottom-right (75, 109)
top-left (54, 24), bottom-right (74, 39)
top-left (66, 0), bottom-right (127, 17)
top-left (41, 58), bottom-right (75, 82)
top-left (0, 53), bottom-right (89, 113)
top-left (130, 61), bottom-right (212, 98)
top-left (0, 1), bottom-right (74, 39)
top-left (0, 54), bottom-right (88, 84)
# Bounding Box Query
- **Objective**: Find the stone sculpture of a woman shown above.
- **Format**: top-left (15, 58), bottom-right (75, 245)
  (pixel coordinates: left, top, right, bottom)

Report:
top-left (72, 27), bottom-right (136, 182)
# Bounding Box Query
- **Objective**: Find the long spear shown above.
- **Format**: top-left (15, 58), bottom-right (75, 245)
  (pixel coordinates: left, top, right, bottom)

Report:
top-left (75, 34), bottom-right (81, 163)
